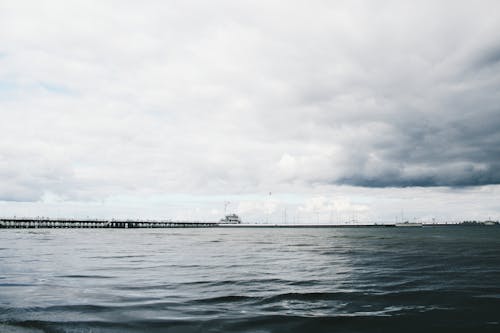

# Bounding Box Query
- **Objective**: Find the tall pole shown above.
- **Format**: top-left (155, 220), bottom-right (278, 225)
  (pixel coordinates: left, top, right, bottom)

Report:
top-left (267, 192), bottom-right (271, 224)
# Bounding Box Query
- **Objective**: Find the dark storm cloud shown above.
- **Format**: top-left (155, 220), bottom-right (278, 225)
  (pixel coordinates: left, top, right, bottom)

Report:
top-left (285, 33), bottom-right (500, 188)
top-left (328, 51), bottom-right (500, 188)
top-left (338, 164), bottom-right (500, 188)
top-left (473, 44), bottom-right (500, 70)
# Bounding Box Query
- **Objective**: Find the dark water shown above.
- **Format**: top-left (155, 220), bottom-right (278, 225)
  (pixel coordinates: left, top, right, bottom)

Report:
top-left (1, 227), bottom-right (499, 333)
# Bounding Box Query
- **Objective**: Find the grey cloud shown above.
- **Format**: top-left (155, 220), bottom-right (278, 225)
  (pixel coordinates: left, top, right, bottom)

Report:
top-left (0, 148), bottom-right (76, 201)
top-left (338, 164), bottom-right (500, 188)
top-left (322, 84), bottom-right (500, 187)
top-left (472, 44), bottom-right (500, 70)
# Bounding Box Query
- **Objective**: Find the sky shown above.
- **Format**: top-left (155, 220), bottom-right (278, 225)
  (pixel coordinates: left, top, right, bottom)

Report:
top-left (1, 0), bottom-right (500, 223)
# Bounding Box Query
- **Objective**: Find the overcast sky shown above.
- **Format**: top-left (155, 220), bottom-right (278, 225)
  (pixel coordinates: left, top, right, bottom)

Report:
top-left (1, 1), bottom-right (499, 223)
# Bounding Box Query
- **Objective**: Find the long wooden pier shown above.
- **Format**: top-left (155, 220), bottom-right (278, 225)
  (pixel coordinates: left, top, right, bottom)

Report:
top-left (0, 218), bottom-right (219, 229)
top-left (1, 218), bottom-right (497, 229)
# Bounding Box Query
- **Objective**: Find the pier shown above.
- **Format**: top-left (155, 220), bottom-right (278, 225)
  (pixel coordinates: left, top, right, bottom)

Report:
top-left (0, 218), bottom-right (219, 229)
top-left (1, 218), bottom-right (497, 229)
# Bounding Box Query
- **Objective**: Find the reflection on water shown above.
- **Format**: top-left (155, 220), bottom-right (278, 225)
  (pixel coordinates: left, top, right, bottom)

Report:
top-left (0, 227), bottom-right (499, 332)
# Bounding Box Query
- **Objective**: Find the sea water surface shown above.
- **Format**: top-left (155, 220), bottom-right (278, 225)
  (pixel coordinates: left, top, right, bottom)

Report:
top-left (0, 226), bottom-right (499, 332)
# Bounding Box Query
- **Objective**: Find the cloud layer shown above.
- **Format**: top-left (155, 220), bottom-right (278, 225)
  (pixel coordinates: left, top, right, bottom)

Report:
top-left (1, 0), bottom-right (500, 208)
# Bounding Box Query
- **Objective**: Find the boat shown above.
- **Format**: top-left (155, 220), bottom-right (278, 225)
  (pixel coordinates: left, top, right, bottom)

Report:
top-left (483, 221), bottom-right (498, 226)
top-left (220, 214), bottom-right (242, 224)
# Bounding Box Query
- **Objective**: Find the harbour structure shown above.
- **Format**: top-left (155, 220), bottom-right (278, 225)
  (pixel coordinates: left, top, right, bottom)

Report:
top-left (219, 214), bottom-right (242, 224)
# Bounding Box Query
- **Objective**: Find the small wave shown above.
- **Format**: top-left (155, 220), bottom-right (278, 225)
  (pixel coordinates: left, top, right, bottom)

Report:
top-left (193, 291), bottom-right (369, 306)
top-left (0, 323), bottom-right (45, 333)
top-left (288, 279), bottom-right (326, 286)
top-left (292, 243), bottom-right (315, 247)
top-left (0, 283), bottom-right (33, 287)
top-left (259, 291), bottom-right (366, 304)
top-left (40, 304), bottom-right (111, 312)
top-left (195, 295), bottom-right (256, 304)
top-left (113, 284), bottom-right (174, 291)
top-left (474, 294), bottom-right (500, 299)
top-left (2, 312), bottom-right (489, 333)
top-left (56, 274), bottom-right (114, 279)
top-left (87, 254), bottom-right (150, 259)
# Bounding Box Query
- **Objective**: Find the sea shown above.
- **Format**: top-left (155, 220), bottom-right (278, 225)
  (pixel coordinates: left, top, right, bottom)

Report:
top-left (0, 226), bottom-right (499, 333)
